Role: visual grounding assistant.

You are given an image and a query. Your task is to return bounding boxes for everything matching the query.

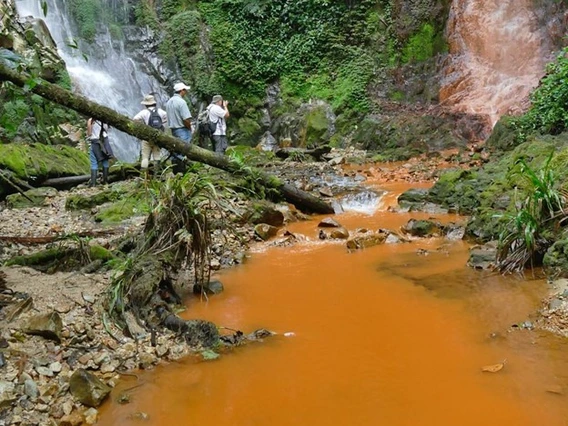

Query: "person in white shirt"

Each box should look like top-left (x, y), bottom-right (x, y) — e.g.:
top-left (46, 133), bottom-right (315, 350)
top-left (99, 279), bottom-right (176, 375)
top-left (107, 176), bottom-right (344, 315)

top-left (133, 94), bottom-right (167, 171)
top-left (208, 94), bottom-right (230, 154)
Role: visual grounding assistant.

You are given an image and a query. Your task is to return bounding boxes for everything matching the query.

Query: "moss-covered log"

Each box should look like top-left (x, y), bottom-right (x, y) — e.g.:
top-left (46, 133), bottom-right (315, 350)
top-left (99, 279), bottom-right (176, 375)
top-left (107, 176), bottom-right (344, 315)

top-left (0, 62), bottom-right (334, 214)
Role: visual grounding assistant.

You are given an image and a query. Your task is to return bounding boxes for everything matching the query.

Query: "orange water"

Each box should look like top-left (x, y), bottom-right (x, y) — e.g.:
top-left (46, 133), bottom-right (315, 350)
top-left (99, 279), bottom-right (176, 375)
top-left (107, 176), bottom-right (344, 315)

top-left (99, 182), bottom-right (568, 426)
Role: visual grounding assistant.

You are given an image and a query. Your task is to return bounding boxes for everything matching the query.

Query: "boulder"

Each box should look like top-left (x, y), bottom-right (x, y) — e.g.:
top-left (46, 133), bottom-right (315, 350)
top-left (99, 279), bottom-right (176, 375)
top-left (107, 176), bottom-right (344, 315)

top-left (6, 187), bottom-right (58, 209)
top-left (401, 219), bottom-right (443, 237)
top-left (318, 217), bottom-right (342, 228)
top-left (69, 369), bottom-right (111, 408)
top-left (254, 223), bottom-right (278, 241)
top-left (245, 202), bottom-right (284, 227)
top-left (23, 311), bottom-right (63, 342)
top-left (346, 230), bottom-right (388, 250)
top-left (467, 243), bottom-right (497, 270)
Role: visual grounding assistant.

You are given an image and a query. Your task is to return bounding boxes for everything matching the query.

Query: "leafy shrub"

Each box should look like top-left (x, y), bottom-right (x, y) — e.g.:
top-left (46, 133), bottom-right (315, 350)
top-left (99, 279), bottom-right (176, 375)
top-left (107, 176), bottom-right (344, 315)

top-left (513, 48), bottom-right (568, 140)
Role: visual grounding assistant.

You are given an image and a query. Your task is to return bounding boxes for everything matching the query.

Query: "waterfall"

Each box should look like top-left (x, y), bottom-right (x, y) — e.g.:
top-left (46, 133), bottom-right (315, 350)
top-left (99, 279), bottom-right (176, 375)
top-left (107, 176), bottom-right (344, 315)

top-left (440, 0), bottom-right (558, 129)
top-left (15, 0), bottom-right (167, 162)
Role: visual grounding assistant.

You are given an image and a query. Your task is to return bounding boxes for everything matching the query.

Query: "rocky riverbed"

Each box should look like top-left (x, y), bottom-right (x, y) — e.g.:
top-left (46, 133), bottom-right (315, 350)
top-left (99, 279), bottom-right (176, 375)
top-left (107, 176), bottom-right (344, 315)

top-left (1, 147), bottom-right (565, 426)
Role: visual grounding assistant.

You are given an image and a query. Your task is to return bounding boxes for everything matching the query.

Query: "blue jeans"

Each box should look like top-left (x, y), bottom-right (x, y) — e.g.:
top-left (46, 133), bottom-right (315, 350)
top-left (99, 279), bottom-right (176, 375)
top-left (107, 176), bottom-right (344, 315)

top-left (89, 144), bottom-right (109, 170)
top-left (171, 127), bottom-right (192, 143)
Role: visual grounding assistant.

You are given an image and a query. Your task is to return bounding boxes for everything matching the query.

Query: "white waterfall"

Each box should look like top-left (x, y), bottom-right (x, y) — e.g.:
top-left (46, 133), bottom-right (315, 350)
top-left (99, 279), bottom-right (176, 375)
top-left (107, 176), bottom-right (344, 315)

top-left (15, 0), bottom-right (166, 162)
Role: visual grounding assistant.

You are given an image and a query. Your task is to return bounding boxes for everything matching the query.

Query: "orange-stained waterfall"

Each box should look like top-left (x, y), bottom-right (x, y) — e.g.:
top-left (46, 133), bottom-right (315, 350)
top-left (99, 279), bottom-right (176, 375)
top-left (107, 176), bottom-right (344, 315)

top-left (440, 0), bottom-right (555, 127)
top-left (98, 181), bottom-right (568, 426)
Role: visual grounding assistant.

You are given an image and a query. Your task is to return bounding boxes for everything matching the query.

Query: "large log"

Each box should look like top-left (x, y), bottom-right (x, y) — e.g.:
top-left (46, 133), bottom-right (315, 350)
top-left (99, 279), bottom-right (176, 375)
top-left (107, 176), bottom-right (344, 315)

top-left (0, 62), bottom-right (334, 214)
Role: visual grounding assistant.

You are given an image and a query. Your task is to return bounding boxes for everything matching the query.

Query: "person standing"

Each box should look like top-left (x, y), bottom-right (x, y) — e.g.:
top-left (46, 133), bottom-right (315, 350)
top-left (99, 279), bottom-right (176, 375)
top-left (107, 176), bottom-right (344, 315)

top-left (208, 94), bottom-right (230, 154)
top-left (133, 94), bottom-right (167, 172)
top-left (86, 118), bottom-right (113, 186)
top-left (166, 82), bottom-right (193, 143)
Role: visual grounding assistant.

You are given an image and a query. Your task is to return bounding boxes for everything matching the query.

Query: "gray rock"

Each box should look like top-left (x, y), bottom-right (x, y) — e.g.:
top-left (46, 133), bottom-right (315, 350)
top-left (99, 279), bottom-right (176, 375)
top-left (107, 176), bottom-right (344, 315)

top-left (36, 366), bottom-right (54, 377)
top-left (467, 244), bottom-right (497, 270)
top-left (24, 380), bottom-right (39, 399)
top-left (402, 219), bottom-right (443, 237)
top-left (193, 279), bottom-right (224, 296)
top-left (69, 369), bottom-right (111, 408)
top-left (318, 217), bottom-right (342, 228)
top-left (549, 298), bottom-right (563, 310)
top-left (23, 311), bottom-right (63, 342)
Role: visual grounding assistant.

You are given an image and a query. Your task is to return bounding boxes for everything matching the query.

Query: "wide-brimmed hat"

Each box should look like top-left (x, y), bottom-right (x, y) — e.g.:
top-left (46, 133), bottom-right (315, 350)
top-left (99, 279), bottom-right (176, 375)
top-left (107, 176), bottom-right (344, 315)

top-left (173, 82), bottom-right (190, 92)
top-left (141, 95), bottom-right (156, 106)
top-left (212, 95), bottom-right (223, 104)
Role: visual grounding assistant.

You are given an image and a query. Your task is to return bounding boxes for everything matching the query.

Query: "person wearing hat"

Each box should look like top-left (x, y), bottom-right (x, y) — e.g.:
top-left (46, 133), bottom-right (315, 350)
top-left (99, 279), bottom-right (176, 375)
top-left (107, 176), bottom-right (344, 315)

top-left (133, 94), bottom-right (168, 171)
top-left (208, 94), bottom-right (230, 154)
top-left (166, 82), bottom-right (193, 143)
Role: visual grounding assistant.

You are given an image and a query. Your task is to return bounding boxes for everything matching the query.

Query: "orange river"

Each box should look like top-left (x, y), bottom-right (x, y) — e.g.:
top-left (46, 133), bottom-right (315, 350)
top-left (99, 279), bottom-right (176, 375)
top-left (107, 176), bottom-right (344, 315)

top-left (98, 182), bottom-right (568, 426)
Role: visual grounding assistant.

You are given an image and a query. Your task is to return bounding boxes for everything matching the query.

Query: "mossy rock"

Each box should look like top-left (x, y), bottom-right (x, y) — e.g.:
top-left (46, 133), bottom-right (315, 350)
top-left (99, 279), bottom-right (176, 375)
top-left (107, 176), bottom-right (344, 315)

top-left (94, 196), bottom-right (150, 224)
top-left (544, 238), bottom-right (568, 278)
top-left (89, 245), bottom-right (114, 262)
top-left (485, 115), bottom-right (520, 152)
top-left (232, 117), bottom-right (263, 147)
top-left (66, 190), bottom-right (121, 210)
top-left (303, 106), bottom-right (330, 148)
top-left (244, 201), bottom-right (284, 227)
top-left (0, 143), bottom-right (89, 198)
top-left (351, 114), bottom-right (467, 159)
top-left (6, 187), bottom-right (58, 209)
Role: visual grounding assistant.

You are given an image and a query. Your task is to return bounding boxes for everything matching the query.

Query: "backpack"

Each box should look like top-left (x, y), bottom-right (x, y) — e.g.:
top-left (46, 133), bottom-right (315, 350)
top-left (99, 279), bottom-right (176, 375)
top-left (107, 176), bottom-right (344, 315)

top-left (148, 108), bottom-right (164, 131)
top-left (197, 107), bottom-right (217, 138)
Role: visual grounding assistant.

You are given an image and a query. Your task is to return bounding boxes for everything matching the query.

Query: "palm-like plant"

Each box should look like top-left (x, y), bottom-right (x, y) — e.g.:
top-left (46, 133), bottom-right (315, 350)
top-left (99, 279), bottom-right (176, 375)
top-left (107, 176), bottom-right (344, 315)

top-left (496, 152), bottom-right (568, 273)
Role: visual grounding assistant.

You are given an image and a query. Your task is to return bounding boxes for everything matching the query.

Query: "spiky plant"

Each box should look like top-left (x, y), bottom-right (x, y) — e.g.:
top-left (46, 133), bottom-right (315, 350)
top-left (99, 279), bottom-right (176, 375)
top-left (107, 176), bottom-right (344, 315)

top-left (496, 152), bottom-right (568, 273)
top-left (106, 168), bottom-right (233, 323)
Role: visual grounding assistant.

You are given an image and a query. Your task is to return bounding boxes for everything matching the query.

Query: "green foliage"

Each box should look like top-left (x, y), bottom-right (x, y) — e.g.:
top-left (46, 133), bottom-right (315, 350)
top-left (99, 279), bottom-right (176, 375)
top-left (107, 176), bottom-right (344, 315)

top-left (198, 0), bottom-right (377, 109)
top-left (227, 148), bottom-right (281, 200)
top-left (512, 48), bottom-right (568, 141)
top-left (401, 23), bottom-right (445, 63)
top-left (134, 0), bottom-right (160, 29)
top-left (496, 152), bottom-right (568, 273)
top-left (68, 0), bottom-right (101, 42)
top-left (0, 99), bottom-right (28, 138)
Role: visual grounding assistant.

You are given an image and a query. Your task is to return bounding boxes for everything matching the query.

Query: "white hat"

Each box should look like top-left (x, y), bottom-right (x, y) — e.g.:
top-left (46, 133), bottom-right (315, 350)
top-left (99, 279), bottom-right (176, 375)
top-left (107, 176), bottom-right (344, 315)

top-left (141, 94), bottom-right (156, 105)
top-left (173, 82), bottom-right (190, 92)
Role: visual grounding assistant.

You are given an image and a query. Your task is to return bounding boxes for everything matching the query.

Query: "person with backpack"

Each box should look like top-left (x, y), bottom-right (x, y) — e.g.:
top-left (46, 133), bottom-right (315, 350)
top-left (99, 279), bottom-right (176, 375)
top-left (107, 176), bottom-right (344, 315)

top-left (208, 94), bottom-right (230, 154)
top-left (133, 94), bottom-right (167, 172)
top-left (86, 118), bottom-right (114, 187)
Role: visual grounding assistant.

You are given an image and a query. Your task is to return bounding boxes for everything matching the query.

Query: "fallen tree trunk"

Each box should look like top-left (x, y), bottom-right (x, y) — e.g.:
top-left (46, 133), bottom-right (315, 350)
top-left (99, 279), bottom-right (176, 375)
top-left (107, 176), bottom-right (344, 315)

top-left (0, 62), bottom-right (334, 214)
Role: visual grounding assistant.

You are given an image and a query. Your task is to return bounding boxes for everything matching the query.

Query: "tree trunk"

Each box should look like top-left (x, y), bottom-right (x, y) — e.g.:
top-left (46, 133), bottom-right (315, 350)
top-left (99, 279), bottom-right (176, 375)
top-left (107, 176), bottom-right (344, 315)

top-left (0, 63), bottom-right (334, 214)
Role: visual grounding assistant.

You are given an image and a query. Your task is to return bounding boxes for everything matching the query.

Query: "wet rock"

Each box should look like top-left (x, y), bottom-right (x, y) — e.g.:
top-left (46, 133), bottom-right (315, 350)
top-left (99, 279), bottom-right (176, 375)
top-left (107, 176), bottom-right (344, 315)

top-left (193, 279), bottom-right (224, 295)
top-left (398, 188), bottom-right (429, 204)
top-left (467, 243), bottom-right (497, 270)
top-left (254, 223), bottom-right (278, 241)
top-left (319, 187), bottom-right (333, 197)
top-left (318, 217), bottom-right (342, 228)
top-left (401, 219), bottom-right (443, 237)
top-left (23, 311), bottom-right (63, 342)
top-left (444, 223), bottom-right (466, 241)
top-left (329, 227), bottom-right (349, 239)
top-left (69, 369), bottom-right (111, 407)
top-left (346, 230), bottom-right (388, 250)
